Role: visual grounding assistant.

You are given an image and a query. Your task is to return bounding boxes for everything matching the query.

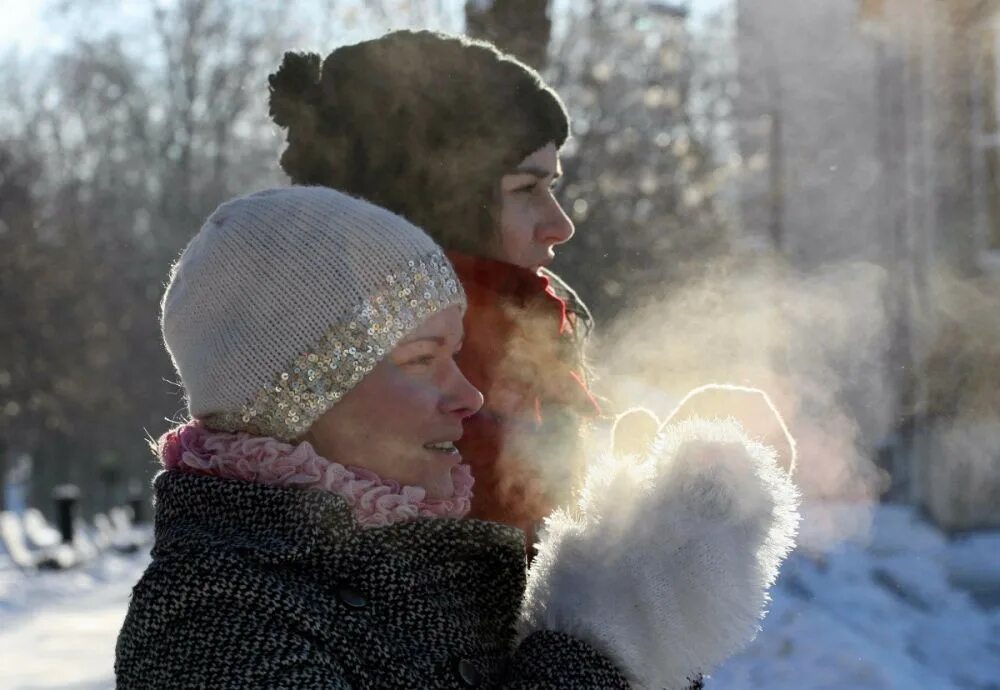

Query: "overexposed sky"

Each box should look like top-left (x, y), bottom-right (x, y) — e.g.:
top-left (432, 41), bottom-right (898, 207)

top-left (0, 0), bottom-right (732, 54)
top-left (0, 0), bottom-right (50, 52)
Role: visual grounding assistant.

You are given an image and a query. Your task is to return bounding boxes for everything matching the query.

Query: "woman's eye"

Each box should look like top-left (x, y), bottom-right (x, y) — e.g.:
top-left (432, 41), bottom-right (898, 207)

top-left (406, 355), bottom-right (435, 366)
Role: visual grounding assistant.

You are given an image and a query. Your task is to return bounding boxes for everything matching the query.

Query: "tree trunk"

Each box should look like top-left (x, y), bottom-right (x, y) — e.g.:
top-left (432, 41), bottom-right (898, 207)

top-left (0, 440), bottom-right (6, 512)
top-left (465, 0), bottom-right (552, 70)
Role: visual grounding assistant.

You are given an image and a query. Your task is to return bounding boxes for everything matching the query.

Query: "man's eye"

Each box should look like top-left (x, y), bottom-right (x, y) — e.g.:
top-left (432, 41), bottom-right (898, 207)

top-left (515, 183), bottom-right (537, 194)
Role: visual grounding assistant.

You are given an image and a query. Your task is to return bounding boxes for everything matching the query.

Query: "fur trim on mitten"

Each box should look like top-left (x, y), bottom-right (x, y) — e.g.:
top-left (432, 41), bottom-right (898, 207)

top-left (518, 418), bottom-right (800, 690)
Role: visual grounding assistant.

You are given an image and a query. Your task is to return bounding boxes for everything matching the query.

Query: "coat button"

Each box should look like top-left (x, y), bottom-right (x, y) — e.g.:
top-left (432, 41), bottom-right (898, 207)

top-left (335, 584), bottom-right (367, 609)
top-left (454, 657), bottom-right (483, 687)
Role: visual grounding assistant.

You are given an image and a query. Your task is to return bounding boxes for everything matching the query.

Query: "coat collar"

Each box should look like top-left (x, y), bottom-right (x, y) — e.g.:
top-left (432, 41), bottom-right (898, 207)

top-left (446, 251), bottom-right (570, 333)
top-left (150, 470), bottom-right (526, 567)
top-left (447, 251), bottom-right (556, 301)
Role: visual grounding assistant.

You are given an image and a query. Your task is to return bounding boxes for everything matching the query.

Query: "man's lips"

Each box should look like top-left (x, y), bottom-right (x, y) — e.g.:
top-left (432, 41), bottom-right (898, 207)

top-left (533, 252), bottom-right (556, 273)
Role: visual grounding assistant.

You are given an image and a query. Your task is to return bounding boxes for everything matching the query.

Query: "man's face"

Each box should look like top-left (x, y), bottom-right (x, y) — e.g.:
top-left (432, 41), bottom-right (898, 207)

top-left (498, 142), bottom-right (575, 273)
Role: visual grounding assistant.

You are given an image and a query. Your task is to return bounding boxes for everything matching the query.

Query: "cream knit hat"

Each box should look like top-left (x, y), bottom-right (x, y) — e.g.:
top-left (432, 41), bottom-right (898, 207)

top-left (161, 186), bottom-right (465, 441)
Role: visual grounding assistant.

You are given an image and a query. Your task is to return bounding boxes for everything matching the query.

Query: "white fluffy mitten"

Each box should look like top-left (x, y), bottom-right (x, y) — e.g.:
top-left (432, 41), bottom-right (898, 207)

top-left (518, 418), bottom-right (800, 689)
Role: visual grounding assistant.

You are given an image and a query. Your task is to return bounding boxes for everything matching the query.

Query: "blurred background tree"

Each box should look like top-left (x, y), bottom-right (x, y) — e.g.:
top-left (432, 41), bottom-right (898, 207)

top-left (465, 0), bottom-right (552, 69)
top-left (0, 0), bottom-right (329, 514)
top-left (546, 0), bottom-right (731, 327)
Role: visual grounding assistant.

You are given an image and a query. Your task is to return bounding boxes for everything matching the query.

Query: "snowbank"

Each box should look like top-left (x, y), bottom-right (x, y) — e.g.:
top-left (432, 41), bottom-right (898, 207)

top-left (710, 503), bottom-right (1000, 689)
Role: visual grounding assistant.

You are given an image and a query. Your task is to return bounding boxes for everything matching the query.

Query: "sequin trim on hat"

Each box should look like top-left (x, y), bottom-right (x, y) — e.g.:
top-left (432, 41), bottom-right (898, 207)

top-left (202, 251), bottom-right (464, 440)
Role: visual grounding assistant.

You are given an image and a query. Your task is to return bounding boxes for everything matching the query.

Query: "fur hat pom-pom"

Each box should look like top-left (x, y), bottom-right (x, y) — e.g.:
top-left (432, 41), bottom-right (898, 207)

top-left (268, 51), bottom-right (321, 130)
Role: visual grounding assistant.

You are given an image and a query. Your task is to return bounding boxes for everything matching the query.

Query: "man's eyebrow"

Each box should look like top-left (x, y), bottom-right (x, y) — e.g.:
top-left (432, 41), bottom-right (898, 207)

top-left (510, 164), bottom-right (561, 180)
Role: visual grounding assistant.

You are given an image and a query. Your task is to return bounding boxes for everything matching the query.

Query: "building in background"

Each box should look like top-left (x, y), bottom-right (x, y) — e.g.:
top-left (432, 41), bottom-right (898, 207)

top-left (736, 0), bottom-right (1000, 529)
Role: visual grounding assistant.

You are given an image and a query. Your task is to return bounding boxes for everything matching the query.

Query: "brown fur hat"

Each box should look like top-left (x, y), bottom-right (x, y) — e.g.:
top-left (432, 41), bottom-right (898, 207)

top-left (268, 30), bottom-right (569, 256)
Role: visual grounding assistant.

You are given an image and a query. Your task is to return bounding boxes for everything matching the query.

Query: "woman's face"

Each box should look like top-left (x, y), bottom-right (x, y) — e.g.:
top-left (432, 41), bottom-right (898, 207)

top-left (304, 306), bottom-right (483, 499)
top-left (498, 142), bottom-right (575, 273)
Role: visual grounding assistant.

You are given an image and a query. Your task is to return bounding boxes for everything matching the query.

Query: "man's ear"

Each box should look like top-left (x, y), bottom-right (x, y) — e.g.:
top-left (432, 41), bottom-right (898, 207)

top-left (611, 407), bottom-right (662, 459)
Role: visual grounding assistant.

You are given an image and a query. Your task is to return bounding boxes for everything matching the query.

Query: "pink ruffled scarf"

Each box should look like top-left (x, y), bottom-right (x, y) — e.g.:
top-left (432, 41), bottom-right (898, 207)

top-left (157, 421), bottom-right (474, 528)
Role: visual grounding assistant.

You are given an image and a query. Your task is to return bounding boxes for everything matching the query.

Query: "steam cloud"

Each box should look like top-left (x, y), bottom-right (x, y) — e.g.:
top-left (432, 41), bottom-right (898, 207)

top-left (590, 255), bottom-right (896, 548)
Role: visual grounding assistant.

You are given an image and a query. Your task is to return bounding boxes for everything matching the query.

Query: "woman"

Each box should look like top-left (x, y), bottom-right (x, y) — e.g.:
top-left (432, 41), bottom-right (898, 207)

top-left (115, 186), bottom-right (799, 688)
top-left (268, 31), bottom-right (598, 533)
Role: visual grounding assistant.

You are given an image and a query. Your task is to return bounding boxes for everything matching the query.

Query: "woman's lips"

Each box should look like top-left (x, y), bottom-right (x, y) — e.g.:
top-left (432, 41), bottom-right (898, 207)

top-left (423, 440), bottom-right (459, 453)
top-left (423, 440), bottom-right (463, 463)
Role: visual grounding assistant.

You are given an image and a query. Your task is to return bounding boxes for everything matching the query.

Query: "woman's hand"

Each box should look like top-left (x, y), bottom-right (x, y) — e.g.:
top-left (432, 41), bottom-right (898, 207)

top-left (610, 407), bottom-right (661, 459)
top-left (520, 417), bottom-right (800, 690)
top-left (664, 384), bottom-right (796, 475)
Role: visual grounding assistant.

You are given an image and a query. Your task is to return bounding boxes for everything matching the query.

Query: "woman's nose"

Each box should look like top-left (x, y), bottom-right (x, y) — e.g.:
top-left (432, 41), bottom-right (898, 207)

top-left (537, 197), bottom-right (575, 246)
top-left (441, 363), bottom-right (484, 419)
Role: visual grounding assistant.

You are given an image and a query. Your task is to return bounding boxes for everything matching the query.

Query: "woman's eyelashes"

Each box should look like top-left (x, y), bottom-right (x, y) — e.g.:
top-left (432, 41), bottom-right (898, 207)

top-left (405, 351), bottom-right (463, 372)
top-left (405, 355), bottom-right (436, 367)
top-left (398, 346), bottom-right (439, 368)
top-left (394, 336), bottom-right (462, 370)
top-left (399, 347), bottom-right (455, 368)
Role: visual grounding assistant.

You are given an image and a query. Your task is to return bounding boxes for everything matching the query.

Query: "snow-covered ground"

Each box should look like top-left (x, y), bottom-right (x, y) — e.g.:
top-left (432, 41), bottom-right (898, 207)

top-left (0, 551), bottom-right (150, 690)
top-left (1, 503), bottom-right (998, 689)
top-left (711, 503), bottom-right (1000, 690)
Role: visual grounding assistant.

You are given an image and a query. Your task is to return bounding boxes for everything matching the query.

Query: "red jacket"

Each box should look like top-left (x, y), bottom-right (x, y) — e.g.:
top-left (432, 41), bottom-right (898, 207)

top-left (447, 252), bottom-right (600, 533)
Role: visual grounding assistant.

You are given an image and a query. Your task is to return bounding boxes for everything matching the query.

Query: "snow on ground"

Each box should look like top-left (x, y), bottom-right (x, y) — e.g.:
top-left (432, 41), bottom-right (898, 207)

top-left (0, 551), bottom-right (150, 690)
top-left (0, 504), bottom-right (998, 689)
top-left (710, 503), bottom-right (1000, 690)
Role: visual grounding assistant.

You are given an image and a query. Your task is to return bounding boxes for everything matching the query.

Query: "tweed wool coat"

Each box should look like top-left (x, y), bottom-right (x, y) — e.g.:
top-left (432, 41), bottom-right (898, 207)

top-left (115, 471), bottom-right (629, 689)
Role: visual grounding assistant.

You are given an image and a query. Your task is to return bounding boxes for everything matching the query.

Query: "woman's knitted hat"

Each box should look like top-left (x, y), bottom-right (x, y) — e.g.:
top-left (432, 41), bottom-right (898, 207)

top-left (267, 30), bottom-right (570, 256)
top-left (161, 186), bottom-right (465, 441)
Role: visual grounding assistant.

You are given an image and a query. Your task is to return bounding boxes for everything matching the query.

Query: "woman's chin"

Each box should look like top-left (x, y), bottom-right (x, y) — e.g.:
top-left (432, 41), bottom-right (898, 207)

top-left (423, 473), bottom-right (455, 500)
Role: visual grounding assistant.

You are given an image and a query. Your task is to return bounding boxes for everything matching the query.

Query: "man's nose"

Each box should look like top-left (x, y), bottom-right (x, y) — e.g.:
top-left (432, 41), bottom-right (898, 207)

top-left (537, 197), bottom-right (575, 246)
